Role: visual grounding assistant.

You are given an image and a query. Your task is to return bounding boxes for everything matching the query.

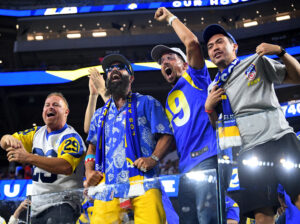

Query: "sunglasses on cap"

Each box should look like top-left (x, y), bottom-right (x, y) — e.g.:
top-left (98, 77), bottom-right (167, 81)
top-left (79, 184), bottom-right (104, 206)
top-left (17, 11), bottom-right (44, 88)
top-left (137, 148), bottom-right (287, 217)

top-left (105, 64), bottom-right (131, 75)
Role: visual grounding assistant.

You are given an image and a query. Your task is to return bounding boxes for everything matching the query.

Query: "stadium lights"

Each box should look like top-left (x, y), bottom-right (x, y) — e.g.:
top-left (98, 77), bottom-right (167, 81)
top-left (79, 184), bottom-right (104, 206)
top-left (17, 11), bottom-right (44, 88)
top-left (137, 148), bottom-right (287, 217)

top-left (276, 15), bottom-right (291, 21)
top-left (67, 33), bottom-right (81, 39)
top-left (242, 156), bottom-right (259, 168)
top-left (243, 21), bottom-right (258, 27)
top-left (35, 35), bottom-right (43, 40)
top-left (27, 35), bottom-right (34, 41)
top-left (92, 31), bottom-right (107, 37)
top-left (280, 158), bottom-right (297, 170)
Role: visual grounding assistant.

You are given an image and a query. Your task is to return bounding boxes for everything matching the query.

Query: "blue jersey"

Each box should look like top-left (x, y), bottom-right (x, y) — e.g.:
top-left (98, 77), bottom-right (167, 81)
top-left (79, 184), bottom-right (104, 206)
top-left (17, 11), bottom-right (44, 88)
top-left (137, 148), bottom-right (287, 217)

top-left (165, 65), bottom-right (217, 173)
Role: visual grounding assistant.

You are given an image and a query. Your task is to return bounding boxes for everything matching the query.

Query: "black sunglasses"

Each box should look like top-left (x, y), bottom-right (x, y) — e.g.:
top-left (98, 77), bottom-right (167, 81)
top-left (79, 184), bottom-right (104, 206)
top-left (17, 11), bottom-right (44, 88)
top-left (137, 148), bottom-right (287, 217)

top-left (105, 64), bottom-right (131, 75)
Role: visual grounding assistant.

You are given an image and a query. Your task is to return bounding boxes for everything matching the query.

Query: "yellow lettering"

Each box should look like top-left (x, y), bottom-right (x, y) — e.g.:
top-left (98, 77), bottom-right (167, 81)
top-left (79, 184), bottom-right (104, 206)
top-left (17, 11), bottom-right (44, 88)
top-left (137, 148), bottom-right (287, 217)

top-left (130, 124), bottom-right (134, 129)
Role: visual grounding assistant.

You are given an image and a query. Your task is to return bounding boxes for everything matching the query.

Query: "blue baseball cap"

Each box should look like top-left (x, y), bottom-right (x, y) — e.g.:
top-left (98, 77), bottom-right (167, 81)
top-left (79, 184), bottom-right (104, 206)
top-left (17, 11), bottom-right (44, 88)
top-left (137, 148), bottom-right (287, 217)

top-left (203, 24), bottom-right (237, 45)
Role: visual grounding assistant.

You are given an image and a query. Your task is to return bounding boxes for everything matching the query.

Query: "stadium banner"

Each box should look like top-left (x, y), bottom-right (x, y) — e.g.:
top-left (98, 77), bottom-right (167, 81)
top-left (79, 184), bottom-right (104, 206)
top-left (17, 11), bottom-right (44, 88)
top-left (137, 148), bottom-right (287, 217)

top-left (0, 0), bottom-right (252, 17)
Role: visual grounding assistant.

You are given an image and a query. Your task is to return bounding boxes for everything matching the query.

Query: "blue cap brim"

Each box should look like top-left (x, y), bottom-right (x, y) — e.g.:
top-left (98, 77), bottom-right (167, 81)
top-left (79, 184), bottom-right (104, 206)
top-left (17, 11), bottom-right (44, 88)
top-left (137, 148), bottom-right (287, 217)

top-left (203, 24), bottom-right (236, 44)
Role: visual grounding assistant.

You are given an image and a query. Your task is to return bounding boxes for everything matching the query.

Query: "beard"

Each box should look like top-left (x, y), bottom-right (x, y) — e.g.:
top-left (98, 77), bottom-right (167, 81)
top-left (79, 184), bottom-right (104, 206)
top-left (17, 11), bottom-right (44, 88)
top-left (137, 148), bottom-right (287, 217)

top-left (105, 72), bottom-right (130, 100)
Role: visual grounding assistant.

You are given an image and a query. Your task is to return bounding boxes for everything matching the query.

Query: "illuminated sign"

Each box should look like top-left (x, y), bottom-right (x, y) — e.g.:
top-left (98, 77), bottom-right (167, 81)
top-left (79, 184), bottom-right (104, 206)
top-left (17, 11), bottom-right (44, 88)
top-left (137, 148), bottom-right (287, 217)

top-left (0, 0), bottom-right (252, 17)
top-left (0, 179), bottom-right (32, 200)
top-left (281, 102), bottom-right (300, 118)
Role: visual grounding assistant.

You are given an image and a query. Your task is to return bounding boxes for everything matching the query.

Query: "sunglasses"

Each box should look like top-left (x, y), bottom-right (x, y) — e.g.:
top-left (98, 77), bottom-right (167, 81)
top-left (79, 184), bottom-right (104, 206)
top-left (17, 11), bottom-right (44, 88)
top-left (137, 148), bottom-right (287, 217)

top-left (105, 64), bottom-right (131, 75)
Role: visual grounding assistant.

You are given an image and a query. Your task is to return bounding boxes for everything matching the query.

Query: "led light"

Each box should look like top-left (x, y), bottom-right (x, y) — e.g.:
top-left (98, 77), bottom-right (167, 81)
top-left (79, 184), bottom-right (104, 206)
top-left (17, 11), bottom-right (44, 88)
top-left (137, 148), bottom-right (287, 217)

top-left (27, 35), bottom-right (34, 41)
top-left (92, 32), bottom-right (107, 37)
top-left (67, 33), bottom-right (81, 39)
top-left (35, 35), bottom-right (43, 40)
top-left (243, 21), bottom-right (258, 27)
top-left (276, 15), bottom-right (291, 21)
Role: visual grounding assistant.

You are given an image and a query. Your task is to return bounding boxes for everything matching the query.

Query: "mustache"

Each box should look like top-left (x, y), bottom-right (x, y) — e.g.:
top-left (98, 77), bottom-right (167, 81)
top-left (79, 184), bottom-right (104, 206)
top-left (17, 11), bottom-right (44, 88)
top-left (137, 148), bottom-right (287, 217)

top-left (111, 70), bottom-right (122, 76)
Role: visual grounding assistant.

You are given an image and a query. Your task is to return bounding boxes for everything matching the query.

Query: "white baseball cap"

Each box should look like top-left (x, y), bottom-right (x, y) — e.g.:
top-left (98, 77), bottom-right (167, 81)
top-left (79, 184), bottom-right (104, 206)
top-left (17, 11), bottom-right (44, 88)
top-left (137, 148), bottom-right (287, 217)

top-left (151, 45), bottom-right (187, 65)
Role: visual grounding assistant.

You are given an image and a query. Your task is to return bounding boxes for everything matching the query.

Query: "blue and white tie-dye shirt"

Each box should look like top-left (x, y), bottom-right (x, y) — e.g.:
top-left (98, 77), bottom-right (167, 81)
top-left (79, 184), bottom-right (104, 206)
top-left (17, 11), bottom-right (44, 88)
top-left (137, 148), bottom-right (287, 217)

top-left (87, 93), bottom-right (172, 197)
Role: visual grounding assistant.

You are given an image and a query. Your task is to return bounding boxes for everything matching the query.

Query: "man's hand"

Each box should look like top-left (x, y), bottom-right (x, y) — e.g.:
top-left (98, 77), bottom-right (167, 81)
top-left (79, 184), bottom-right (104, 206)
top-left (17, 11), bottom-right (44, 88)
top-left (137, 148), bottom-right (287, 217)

top-left (205, 85), bottom-right (225, 111)
top-left (134, 157), bottom-right (158, 172)
top-left (6, 145), bottom-right (30, 163)
top-left (14, 199), bottom-right (31, 218)
top-left (256, 43), bottom-right (281, 56)
top-left (154, 7), bottom-right (173, 23)
top-left (1, 135), bottom-right (22, 150)
top-left (85, 170), bottom-right (103, 187)
top-left (88, 68), bottom-right (106, 96)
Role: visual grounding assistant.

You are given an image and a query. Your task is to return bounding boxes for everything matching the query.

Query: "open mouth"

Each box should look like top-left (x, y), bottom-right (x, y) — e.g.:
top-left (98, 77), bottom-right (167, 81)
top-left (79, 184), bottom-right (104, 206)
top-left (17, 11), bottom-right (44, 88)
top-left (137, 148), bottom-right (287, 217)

top-left (165, 67), bottom-right (172, 77)
top-left (47, 112), bottom-right (55, 117)
top-left (111, 72), bottom-right (121, 81)
top-left (214, 52), bottom-right (222, 58)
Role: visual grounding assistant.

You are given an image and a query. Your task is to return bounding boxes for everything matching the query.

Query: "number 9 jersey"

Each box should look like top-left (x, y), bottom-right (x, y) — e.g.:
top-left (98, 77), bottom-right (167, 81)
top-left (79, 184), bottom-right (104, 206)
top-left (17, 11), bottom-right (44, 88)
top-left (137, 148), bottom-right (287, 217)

top-left (12, 124), bottom-right (86, 215)
top-left (165, 65), bottom-right (217, 173)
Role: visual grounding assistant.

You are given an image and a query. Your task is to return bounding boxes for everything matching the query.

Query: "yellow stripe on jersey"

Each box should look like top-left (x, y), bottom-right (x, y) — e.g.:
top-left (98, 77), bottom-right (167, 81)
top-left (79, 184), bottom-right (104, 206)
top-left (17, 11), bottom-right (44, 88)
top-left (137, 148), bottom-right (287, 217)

top-left (218, 126), bottom-right (241, 138)
top-left (12, 126), bottom-right (39, 153)
top-left (182, 72), bottom-right (203, 91)
top-left (58, 137), bottom-right (84, 172)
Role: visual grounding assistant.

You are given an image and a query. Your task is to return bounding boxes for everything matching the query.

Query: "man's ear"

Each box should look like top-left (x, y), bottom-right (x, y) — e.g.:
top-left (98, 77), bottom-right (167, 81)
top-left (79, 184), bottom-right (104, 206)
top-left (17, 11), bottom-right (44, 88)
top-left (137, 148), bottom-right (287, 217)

top-left (183, 62), bottom-right (188, 71)
top-left (233, 43), bottom-right (239, 54)
top-left (130, 75), bottom-right (135, 83)
top-left (65, 108), bottom-right (70, 117)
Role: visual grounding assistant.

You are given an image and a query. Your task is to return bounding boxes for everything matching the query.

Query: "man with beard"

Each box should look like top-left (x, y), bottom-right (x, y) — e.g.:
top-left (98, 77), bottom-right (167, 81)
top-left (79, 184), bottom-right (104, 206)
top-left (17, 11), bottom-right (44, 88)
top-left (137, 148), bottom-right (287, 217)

top-left (0, 92), bottom-right (86, 223)
top-left (203, 24), bottom-right (300, 224)
top-left (151, 7), bottom-right (219, 224)
top-left (84, 54), bottom-right (173, 223)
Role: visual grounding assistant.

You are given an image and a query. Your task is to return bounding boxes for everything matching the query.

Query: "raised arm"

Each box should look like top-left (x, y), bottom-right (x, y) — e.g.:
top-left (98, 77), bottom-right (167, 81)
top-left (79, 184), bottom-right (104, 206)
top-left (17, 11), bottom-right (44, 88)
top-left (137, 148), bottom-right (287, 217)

top-left (84, 68), bottom-right (109, 133)
top-left (256, 43), bottom-right (300, 84)
top-left (154, 7), bottom-right (205, 69)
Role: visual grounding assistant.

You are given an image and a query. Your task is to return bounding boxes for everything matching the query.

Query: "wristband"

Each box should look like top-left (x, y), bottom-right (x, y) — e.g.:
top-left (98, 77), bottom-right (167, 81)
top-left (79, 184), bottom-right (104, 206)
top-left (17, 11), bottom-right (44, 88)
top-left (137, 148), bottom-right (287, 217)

top-left (277, 46), bottom-right (286, 57)
top-left (168, 16), bottom-right (178, 26)
top-left (85, 154), bottom-right (96, 164)
top-left (205, 109), bottom-right (214, 114)
top-left (150, 154), bottom-right (159, 162)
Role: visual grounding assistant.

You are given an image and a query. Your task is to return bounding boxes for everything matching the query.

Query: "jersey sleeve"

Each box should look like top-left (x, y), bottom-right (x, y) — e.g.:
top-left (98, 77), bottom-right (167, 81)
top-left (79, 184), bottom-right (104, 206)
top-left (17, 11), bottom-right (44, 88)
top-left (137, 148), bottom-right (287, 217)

top-left (57, 133), bottom-right (86, 172)
top-left (261, 56), bottom-right (286, 84)
top-left (186, 64), bottom-right (211, 90)
top-left (12, 126), bottom-right (40, 153)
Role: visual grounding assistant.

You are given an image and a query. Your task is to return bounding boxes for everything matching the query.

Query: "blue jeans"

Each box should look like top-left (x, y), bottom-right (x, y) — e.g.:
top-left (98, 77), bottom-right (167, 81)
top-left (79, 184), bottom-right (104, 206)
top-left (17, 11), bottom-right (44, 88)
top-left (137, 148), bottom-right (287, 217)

top-left (178, 156), bottom-right (218, 224)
